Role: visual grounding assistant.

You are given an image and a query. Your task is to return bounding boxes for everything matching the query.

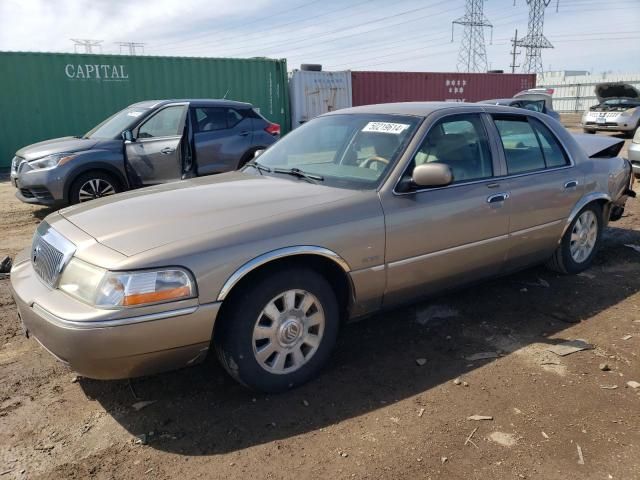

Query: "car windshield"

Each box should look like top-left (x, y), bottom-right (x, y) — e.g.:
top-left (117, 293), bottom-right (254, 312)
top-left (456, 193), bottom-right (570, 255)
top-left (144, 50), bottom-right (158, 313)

top-left (249, 114), bottom-right (420, 189)
top-left (84, 107), bottom-right (149, 139)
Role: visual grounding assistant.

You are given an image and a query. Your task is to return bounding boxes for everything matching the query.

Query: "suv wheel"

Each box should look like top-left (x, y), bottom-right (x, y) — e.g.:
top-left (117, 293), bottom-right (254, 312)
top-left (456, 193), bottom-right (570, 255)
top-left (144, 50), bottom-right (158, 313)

top-left (215, 267), bottom-right (340, 392)
top-left (70, 172), bottom-right (121, 204)
top-left (547, 203), bottom-right (603, 274)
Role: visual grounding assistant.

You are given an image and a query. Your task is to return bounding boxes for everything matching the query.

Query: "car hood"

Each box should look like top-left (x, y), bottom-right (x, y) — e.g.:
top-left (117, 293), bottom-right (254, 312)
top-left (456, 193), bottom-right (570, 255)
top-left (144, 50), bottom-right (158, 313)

top-left (595, 82), bottom-right (639, 102)
top-left (15, 136), bottom-right (100, 161)
top-left (59, 172), bottom-right (361, 256)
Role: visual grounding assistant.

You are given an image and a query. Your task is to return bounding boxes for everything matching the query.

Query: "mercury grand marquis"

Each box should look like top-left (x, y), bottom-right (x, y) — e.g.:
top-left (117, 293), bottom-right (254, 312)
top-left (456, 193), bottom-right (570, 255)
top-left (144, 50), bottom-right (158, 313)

top-left (10, 102), bottom-right (635, 392)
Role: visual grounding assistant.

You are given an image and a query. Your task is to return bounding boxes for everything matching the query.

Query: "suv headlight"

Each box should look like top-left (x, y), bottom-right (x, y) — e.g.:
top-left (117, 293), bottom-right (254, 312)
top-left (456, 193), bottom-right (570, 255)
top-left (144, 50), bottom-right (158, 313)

top-left (29, 152), bottom-right (77, 170)
top-left (58, 258), bottom-right (196, 308)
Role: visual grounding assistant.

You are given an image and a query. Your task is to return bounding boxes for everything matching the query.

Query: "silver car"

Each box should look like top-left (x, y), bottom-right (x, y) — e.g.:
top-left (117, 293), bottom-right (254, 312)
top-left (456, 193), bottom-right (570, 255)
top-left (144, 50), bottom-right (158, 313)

top-left (480, 88), bottom-right (560, 121)
top-left (10, 99), bottom-right (279, 207)
top-left (629, 126), bottom-right (640, 178)
top-left (582, 82), bottom-right (640, 137)
top-left (10, 102), bottom-right (634, 392)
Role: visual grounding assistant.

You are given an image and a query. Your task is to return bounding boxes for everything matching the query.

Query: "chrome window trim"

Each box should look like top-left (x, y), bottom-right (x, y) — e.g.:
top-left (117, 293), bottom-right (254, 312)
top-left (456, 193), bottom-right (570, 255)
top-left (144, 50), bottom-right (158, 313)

top-left (32, 303), bottom-right (202, 329)
top-left (217, 246), bottom-right (351, 301)
top-left (392, 110), bottom-right (577, 197)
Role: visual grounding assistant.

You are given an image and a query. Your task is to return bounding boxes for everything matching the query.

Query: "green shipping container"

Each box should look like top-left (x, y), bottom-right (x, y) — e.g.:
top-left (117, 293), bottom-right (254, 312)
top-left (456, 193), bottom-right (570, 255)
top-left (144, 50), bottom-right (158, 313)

top-left (0, 51), bottom-right (290, 168)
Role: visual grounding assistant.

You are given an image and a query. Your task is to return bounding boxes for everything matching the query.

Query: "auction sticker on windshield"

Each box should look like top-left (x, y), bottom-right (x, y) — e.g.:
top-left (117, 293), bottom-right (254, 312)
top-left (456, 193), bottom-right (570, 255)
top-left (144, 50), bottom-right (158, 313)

top-left (362, 122), bottom-right (410, 134)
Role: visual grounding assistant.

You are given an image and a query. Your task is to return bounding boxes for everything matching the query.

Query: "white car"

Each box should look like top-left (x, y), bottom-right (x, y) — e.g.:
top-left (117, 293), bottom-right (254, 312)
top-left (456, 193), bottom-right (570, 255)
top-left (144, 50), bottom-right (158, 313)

top-left (582, 83), bottom-right (640, 137)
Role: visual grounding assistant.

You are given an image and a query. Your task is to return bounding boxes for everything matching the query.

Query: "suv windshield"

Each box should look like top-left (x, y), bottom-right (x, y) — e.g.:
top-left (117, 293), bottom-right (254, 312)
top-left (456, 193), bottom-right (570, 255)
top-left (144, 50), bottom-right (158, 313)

top-left (84, 107), bottom-right (149, 139)
top-left (250, 114), bottom-right (420, 189)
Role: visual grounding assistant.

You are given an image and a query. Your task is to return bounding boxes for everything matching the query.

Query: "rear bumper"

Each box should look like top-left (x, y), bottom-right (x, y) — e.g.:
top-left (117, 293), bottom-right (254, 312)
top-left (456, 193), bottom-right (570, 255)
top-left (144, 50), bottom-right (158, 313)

top-left (10, 255), bottom-right (220, 379)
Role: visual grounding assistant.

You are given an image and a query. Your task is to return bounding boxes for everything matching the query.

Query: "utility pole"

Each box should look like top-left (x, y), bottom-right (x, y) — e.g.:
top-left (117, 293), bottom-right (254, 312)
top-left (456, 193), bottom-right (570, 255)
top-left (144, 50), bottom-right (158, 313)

top-left (515, 0), bottom-right (556, 74)
top-left (451, 0), bottom-right (493, 73)
top-left (116, 42), bottom-right (146, 55)
top-left (510, 29), bottom-right (520, 74)
top-left (70, 39), bottom-right (103, 54)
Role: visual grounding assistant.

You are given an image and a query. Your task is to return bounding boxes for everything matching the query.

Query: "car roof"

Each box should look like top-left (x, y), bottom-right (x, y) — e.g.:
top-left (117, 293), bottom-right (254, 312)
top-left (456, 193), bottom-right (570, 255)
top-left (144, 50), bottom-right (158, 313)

top-left (478, 99), bottom-right (514, 105)
top-left (323, 101), bottom-right (522, 117)
top-left (128, 99), bottom-right (254, 109)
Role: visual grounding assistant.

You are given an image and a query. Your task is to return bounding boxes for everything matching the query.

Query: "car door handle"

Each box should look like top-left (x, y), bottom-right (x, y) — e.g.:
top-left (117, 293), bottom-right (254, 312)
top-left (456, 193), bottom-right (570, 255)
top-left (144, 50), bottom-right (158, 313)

top-left (238, 131), bottom-right (250, 137)
top-left (160, 147), bottom-right (176, 155)
top-left (564, 180), bottom-right (578, 189)
top-left (487, 192), bottom-right (509, 203)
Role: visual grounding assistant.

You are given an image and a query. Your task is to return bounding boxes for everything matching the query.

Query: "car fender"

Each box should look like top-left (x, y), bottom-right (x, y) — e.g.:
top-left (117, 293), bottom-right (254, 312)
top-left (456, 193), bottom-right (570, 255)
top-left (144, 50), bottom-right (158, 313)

top-left (62, 155), bottom-right (128, 202)
top-left (216, 246), bottom-right (351, 301)
top-left (560, 192), bottom-right (611, 239)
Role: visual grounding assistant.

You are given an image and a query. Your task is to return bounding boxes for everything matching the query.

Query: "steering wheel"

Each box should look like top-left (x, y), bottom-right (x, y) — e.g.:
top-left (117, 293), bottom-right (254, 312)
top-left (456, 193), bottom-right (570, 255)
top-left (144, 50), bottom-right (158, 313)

top-left (360, 155), bottom-right (389, 169)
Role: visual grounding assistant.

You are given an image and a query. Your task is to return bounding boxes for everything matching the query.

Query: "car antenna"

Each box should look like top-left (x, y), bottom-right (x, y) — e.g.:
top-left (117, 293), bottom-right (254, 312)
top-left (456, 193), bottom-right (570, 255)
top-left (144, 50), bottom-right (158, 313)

top-left (222, 89), bottom-right (230, 99)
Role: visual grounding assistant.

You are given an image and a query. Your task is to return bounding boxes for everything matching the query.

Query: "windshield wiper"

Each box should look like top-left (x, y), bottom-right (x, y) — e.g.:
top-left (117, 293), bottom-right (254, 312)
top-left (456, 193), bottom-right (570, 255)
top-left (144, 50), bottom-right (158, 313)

top-left (273, 167), bottom-right (324, 183)
top-left (244, 160), bottom-right (272, 175)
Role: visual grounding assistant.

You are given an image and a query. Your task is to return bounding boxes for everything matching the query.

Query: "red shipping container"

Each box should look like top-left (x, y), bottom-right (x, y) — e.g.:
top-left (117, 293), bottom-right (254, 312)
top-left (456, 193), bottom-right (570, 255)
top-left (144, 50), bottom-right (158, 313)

top-left (351, 71), bottom-right (536, 106)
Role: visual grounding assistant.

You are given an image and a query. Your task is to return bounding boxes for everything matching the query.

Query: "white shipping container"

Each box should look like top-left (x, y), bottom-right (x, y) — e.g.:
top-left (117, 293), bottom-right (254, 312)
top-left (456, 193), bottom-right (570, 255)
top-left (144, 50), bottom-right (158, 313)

top-left (289, 70), bottom-right (352, 129)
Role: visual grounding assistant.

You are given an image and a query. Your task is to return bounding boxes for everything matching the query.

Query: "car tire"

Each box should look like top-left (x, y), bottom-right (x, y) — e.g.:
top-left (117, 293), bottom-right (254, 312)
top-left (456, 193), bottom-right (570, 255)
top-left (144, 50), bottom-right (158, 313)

top-left (583, 129), bottom-right (596, 134)
top-left (69, 171), bottom-right (122, 204)
top-left (237, 148), bottom-right (260, 169)
top-left (546, 203), bottom-right (603, 274)
top-left (214, 266), bottom-right (340, 392)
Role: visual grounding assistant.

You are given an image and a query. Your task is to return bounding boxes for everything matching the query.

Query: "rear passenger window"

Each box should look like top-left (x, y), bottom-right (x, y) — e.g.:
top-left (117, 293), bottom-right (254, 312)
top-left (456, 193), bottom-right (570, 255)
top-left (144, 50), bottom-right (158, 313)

top-left (530, 118), bottom-right (569, 168)
top-left (194, 107), bottom-right (226, 132)
top-left (494, 118), bottom-right (545, 174)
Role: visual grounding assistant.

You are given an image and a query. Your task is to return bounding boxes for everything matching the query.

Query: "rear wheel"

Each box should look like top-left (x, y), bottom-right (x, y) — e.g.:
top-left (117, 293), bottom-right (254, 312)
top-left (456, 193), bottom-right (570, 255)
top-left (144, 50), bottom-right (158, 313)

top-left (69, 171), bottom-right (122, 204)
top-left (214, 267), bottom-right (339, 392)
top-left (547, 203), bottom-right (603, 274)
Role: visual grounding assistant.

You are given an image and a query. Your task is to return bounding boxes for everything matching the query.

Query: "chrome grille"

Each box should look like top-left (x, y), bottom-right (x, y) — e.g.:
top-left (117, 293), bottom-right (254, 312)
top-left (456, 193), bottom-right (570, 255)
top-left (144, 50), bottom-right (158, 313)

top-left (31, 223), bottom-right (76, 287)
top-left (32, 235), bottom-right (64, 286)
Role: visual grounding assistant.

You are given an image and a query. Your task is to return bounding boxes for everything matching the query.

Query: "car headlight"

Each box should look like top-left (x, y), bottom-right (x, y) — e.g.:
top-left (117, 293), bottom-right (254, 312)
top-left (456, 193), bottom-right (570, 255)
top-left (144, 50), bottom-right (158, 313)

top-left (620, 108), bottom-right (637, 117)
top-left (29, 152), bottom-right (77, 170)
top-left (58, 258), bottom-right (196, 308)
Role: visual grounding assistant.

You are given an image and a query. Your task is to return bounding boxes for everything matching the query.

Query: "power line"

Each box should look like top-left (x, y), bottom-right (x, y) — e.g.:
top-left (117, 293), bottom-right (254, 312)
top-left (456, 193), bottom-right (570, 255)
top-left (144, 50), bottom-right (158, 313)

top-left (452, 0), bottom-right (493, 73)
top-left (510, 29), bottom-right (521, 73)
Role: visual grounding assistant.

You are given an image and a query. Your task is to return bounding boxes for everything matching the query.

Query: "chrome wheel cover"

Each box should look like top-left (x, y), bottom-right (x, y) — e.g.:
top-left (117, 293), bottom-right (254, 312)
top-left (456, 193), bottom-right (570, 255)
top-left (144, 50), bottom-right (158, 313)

top-left (570, 210), bottom-right (598, 263)
top-left (78, 179), bottom-right (116, 202)
top-left (252, 289), bottom-right (325, 375)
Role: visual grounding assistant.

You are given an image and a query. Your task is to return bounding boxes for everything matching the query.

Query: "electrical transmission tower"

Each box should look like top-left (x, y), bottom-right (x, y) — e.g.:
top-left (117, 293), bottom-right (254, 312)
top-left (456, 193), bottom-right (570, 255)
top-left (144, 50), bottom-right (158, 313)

top-left (516, 0), bottom-right (554, 73)
top-left (117, 42), bottom-right (145, 55)
top-left (71, 39), bottom-right (103, 54)
top-left (451, 0), bottom-right (493, 73)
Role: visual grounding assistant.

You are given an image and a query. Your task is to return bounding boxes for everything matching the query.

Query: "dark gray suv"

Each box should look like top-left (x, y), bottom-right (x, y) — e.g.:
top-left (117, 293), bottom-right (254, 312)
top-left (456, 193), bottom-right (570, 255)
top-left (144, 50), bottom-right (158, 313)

top-left (10, 99), bottom-right (280, 206)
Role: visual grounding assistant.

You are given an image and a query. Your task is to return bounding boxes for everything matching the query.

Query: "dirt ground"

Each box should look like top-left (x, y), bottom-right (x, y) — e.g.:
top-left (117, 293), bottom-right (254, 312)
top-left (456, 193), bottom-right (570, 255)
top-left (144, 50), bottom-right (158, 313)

top-left (1, 130), bottom-right (639, 480)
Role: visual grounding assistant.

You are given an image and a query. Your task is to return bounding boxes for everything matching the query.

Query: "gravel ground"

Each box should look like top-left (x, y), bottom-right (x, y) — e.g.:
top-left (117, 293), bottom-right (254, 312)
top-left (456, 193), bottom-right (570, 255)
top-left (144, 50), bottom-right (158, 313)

top-left (1, 130), bottom-right (639, 480)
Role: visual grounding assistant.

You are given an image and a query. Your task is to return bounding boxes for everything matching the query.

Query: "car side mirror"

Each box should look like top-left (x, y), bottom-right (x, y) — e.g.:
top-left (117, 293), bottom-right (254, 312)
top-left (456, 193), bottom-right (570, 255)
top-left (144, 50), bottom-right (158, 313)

top-left (254, 149), bottom-right (265, 158)
top-left (412, 163), bottom-right (453, 188)
top-left (122, 130), bottom-right (134, 142)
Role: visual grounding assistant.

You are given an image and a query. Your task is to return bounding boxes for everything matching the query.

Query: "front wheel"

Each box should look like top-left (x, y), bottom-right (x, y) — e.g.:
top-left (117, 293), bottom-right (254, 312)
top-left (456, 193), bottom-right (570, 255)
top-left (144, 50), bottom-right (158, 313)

top-left (214, 267), bottom-right (340, 392)
top-left (547, 203), bottom-right (603, 274)
top-left (69, 171), bottom-right (122, 204)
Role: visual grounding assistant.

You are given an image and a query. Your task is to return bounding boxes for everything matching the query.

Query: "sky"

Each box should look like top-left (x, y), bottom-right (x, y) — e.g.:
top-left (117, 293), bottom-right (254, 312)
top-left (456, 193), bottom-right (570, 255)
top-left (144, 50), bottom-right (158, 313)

top-left (0, 0), bottom-right (638, 74)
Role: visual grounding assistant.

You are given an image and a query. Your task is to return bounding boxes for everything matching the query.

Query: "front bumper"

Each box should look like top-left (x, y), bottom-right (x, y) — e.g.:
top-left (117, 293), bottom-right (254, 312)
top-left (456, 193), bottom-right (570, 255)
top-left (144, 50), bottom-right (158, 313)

top-left (629, 142), bottom-right (640, 178)
top-left (12, 165), bottom-right (67, 207)
top-left (582, 115), bottom-right (637, 133)
top-left (10, 251), bottom-right (220, 379)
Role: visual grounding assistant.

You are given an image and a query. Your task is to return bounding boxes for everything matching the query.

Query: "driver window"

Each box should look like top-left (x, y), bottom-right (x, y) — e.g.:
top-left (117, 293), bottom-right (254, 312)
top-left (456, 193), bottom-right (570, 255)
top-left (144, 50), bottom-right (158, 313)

top-left (412, 114), bottom-right (493, 183)
top-left (138, 106), bottom-right (185, 138)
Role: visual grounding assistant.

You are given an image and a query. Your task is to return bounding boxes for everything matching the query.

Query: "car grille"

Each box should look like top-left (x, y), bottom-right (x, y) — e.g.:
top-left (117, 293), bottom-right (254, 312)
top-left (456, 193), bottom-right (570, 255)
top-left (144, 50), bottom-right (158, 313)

top-left (31, 223), bottom-right (76, 287)
top-left (20, 187), bottom-right (53, 201)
